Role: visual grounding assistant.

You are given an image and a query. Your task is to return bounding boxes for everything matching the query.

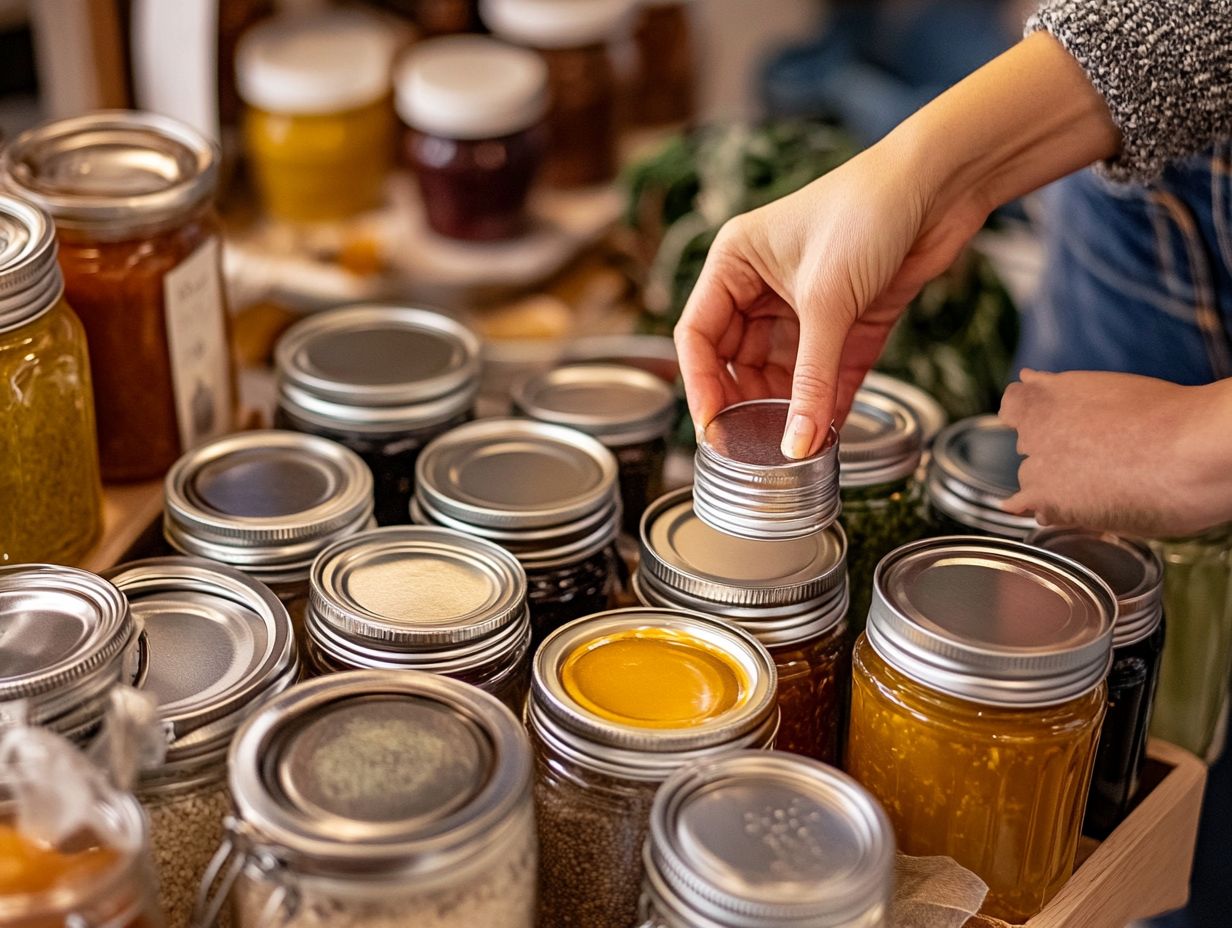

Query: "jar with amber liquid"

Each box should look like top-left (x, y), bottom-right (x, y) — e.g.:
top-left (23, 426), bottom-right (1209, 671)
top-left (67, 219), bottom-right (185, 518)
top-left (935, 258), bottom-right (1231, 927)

top-left (846, 537), bottom-right (1114, 924)
top-left (3, 112), bottom-right (235, 482)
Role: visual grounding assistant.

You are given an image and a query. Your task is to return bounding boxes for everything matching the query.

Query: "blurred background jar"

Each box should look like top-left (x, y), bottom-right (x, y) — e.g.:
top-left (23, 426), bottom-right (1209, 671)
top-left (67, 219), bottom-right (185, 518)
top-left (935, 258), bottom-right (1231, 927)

top-left (398, 36), bottom-right (549, 242)
top-left (2, 112), bottom-right (235, 483)
top-left (630, 0), bottom-right (697, 127)
top-left (237, 8), bottom-right (399, 223)
top-left (481, 0), bottom-right (632, 188)
top-left (0, 195), bottom-right (101, 564)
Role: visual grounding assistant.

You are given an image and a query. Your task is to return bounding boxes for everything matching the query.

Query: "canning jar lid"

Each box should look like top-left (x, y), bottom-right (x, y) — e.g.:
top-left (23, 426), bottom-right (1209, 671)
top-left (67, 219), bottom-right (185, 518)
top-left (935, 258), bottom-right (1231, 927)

top-left (1027, 527), bottom-right (1164, 649)
top-left (0, 195), bottom-right (63, 332)
top-left (861, 372), bottom-right (947, 447)
top-left (481, 0), bottom-right (633, 48)
top-left (276, 304), bottom-right (481, 434)
top-left (867, 537), bottom-right (1116, 707)
top-left (694, 400), bottom-right (841, 541)
top-left (513, 363), bottom-right (678, 446)
top-left (229, 669), bottom-right (531, 880)
top-left (237, 9), bottom-right (398, 115)
top-left (645, 751), bottom-right (894, 928)
top-left (104, 557), bottom-right (298, 772)
top-left (926, 415), bottom-right (1039, 538)
top-left (839, 385), bottom-right (922, 488)
top-left (2, 110), bottom-right (218, 237)
top-left (396, 36), bottom-right (548, 140)
top-left (529, 609), bottom-right (778, 779)
top-left (164, 430), bottom-right (374, 582)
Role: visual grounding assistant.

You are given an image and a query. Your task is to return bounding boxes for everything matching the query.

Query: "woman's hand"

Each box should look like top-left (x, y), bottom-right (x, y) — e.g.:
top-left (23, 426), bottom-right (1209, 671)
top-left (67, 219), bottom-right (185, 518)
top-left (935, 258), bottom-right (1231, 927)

top-left (1001, 370), bottom-right (1232, 537)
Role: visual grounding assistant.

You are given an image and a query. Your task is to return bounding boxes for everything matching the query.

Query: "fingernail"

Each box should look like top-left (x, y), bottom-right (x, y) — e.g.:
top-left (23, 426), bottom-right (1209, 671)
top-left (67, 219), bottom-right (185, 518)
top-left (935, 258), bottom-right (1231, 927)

top-left (781, 414), bottom-right (816, 459)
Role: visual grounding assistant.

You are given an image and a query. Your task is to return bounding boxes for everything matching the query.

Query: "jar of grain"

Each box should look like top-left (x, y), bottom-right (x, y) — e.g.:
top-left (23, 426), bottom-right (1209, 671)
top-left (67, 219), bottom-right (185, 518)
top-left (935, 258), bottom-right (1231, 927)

top-left (192, 670), bottom-right (536, 928)
top-left (105, 557), bottom-right (298, 928)
top-left (304, 526), bottom-right (532, 713)
top-left (529, 608), bottom-right (779, 928)
top-left (635, 487), bottom-right (848, 763)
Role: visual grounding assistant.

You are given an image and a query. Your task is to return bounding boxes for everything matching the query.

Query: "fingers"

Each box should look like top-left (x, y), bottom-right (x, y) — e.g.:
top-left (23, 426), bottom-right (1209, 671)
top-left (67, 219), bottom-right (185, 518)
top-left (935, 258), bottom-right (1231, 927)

top-left (782, 312), bottom-right (844, 459)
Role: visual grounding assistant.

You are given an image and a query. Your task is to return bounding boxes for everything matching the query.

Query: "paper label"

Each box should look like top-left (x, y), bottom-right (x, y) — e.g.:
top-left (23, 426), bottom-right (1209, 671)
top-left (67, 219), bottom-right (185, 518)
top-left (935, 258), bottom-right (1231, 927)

top-left (163, 236), bottom-right (232, 450)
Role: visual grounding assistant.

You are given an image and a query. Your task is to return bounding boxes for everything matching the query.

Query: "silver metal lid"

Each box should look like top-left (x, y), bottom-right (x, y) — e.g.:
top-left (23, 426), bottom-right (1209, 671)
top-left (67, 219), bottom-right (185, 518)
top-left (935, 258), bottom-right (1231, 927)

top-left (861, 372), bottom-right (947, 447)
top-left (512, 363), bottom-right (677, 446)
top-left (229, 669), bottom-right (531, 879)
top-left (2, 110), bottom-right (219, 237)
top-left (528, 609), bottom-right (778, 780)
top-left (694, 400), bottom-right (841, 541)
top-left (164, 430), bottom-right (374, 582)
top-left (104, 557), bottom-right (298, 768)
top-left (276, 305), bottom-right (481, 434)
top-left (645, 751), bottom-right (894, 928)
top-left (1027, 527), bottom-right (1163, 648)
top-left (416, 418), bottom-right (619, 530)
top-left (0, 195), bottom-right (63, 332)
top-left (839, 386), bottom-right (922, 488)
top-left (926, 416), bottom-right (1039, 538)
top-left (867, 537), bottom-right (1116, 707)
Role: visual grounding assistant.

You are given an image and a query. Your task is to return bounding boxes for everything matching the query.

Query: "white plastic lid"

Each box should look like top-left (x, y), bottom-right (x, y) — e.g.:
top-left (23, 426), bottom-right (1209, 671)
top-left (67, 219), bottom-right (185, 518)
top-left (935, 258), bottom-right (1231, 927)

top-left (237, 10), bottom-right (398, 115)
top-left (395, 36), bottom-right (549, 140)
top-left (480, 0), bottom-right (634, 49)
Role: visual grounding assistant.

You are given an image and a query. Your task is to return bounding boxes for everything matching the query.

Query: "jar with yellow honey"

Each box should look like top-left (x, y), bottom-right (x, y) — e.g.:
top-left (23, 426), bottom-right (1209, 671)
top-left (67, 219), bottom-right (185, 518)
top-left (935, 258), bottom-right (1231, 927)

top-left (528, 608), bottom-right (778, 928)
top-left (846, 538), bottom-right (1114, 924)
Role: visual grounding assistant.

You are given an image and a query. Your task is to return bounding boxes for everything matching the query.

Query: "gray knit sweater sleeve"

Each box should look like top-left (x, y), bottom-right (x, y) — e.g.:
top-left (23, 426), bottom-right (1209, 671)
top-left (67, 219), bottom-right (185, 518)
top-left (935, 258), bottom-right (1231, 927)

top-left (1027, 1), bottom-right (1232, 182)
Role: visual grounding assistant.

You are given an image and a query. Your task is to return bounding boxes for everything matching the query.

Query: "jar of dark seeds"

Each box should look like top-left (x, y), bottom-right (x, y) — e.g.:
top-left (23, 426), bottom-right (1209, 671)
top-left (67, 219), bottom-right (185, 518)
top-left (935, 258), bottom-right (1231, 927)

top-left (304, 526), bottom-right (532, 713)
top-left (192, 670), bottom-right (536, 928)
top-left (412, 418), bottom-right (621, 646)
top-left (105, 556), bottom-right (298, 928)
top-left (635, 487), bottom-right (849, 763)
top-left (164, 430), bottom-right (374, 633)
top-left (513, 364), bottom-right (677, 535)
top-left (637, 751), bottom-right (894, 928)
top-left (275, 305), bottom-right (481, 526)
top-left (529, 608), bottom-right (779, 928)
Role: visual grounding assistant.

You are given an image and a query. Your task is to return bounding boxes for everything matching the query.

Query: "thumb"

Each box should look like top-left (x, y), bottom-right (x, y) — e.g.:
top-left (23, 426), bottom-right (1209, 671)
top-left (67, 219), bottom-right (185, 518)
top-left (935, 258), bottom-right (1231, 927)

top-left (781, 308), bottom-right (844, 459)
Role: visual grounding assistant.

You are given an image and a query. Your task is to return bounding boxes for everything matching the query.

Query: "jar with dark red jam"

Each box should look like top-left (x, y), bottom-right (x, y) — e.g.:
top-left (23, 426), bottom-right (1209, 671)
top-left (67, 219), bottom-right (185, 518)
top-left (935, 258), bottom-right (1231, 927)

top-left (398, 36), bottom-right (548, 241)
top-left (1029, 527), bottom-right (1166, 838)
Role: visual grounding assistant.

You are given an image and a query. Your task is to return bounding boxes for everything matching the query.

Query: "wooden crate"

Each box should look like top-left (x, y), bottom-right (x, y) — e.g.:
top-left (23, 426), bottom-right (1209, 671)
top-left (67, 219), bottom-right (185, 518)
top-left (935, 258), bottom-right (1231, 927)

top-left (76, 480), bottom-right (165, 574)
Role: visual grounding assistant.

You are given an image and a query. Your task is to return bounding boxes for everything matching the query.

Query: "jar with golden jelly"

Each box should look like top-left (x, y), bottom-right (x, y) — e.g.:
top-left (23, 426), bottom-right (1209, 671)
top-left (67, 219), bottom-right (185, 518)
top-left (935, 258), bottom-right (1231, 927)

top-left (528, 608), bottom-right (778, 928)
top-left (2, 111), bottom-right (235, 482)
top-left (635, 487), bottom-right (848, 763)
top-left (237, 9), bottom-right (398, 223)
top-left (846, 538), bottom-right (1114, 923)
top-left (0, 195), bottom-right (101, 564)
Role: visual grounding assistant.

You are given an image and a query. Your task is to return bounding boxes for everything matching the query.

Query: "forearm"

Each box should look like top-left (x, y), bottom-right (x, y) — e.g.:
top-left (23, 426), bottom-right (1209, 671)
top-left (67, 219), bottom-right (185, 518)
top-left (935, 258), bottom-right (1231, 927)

top-left (1183, 379), bottom-right (1232, 530)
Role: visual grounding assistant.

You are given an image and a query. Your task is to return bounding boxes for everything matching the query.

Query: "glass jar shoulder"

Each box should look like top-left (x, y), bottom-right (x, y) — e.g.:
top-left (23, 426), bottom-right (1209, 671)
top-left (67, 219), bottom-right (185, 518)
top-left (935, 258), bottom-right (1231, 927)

top-left (56, 208), bottom-right (221, 284)
top-left (0, 299), bottom-right (92, 401)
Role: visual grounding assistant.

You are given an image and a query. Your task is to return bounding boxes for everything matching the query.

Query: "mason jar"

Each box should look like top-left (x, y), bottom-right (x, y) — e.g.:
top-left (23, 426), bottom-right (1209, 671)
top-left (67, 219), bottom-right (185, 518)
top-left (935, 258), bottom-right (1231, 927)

top-left (637, 752), bottom-right (894, 928)
top-left (275, 304), bottom-right (481, 526)
top-left (412, 418), bottom-right (621, 645)
top-left (164, 430), bottom-right (375, 633)
top-left (105, 557), bottom-right (299, 928)
top-left (862, 371), bottom-right (947, 448)
top-left (529, 608), bottom-right (779, 928)
top-left (304, 526), bottom-right (532, 713)
top-left (636, 487), bottom-right (848, 763)
top-left (630, 0), bottom-right (697, 128)
top-left (192, 670), bottom-right (536, 928)
top-left (846, 538), bottom-right (1114, 923)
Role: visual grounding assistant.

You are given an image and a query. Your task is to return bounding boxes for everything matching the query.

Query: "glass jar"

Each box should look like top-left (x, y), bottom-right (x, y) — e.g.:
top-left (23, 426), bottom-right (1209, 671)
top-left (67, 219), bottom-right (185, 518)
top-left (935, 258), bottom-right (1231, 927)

top-left (3, 114), bottom-right (235, 483)
top-left (925, 416), bottom-right (1038, 539)
top-left (839, 384), bottom-right (927, 632)
top-left (412, 418), bottom-right (621, 645)
top-left (0, 195), bottom-right (101, 563)
top-left (237, 9), bottom-right (398, 223)
top-left (275, 305), bottom-right (480, 526)
top-left (636, 487), bottom-right (848, 762)
top-left (480, 0), bottom-right (630, 188)
top-left (630, 0), bottom-right (696, 127)
top-left (514, 364), bottom-right (677, 535)
top-left (414, 0), bottom-right (480, 35)
top-left (846, 538), bottom-right (1114, 924)
top-left (163, 430), bottom-right (375, 633)
top-left (105, 557), bottom-right (298, 928)
top-left (1149, 523), bottom-right (1232, 759)
top-left (193, 671), bottom-right (536, 928)
top-left (398, 36), bottom-right (548, 241)
top-left (0, 564), bottom-right (139, 744)
top-left (638, 752), bottom-right (894, 928)
top-left (304, 526), bottom-right (532, 713)
top-left (529, 609), bottom-right (779, 928)
top-left (861, 371), bottom-right (948, 449)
